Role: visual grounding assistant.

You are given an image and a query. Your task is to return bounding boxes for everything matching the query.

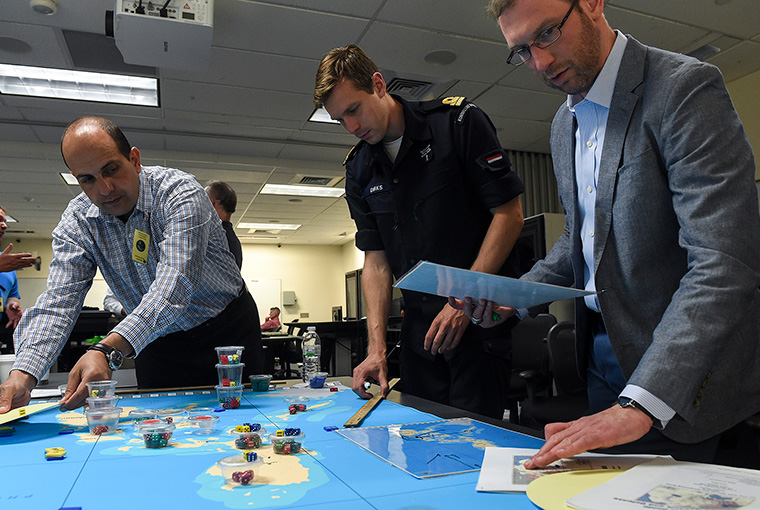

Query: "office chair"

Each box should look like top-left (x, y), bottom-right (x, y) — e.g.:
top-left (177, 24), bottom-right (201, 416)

top-left (519, 322), bottom-right (589, 430)
top-left (505, 313), bottom-right (557, 424)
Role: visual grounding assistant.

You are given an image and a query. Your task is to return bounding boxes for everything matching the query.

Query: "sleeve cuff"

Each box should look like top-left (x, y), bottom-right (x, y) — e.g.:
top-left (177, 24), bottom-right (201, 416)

top-left (621, 384), bottom-right (676, 429)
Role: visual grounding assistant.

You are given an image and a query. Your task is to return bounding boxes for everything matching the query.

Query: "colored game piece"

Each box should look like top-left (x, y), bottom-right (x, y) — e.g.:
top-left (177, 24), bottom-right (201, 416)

top-left (244, 451), bottom-right (257, 462)
top-left (0, 426), bottom-right (15, 437)
top-left (250, 423), bottom-right (261, 432)
top-left (222, 378), bottom-right (230, 387)
top-left (214, 408), bottom-right (225, 412)
top-left (323, 426), bottom-right (338, 432)
top-left (273, 440), bottom-right (301, 455)
top-left (45, 447), bottom-right (66, 460)
top-left (276, 429), bottom-right (284, 437)
top-left (220, 354), bottom-right (229, 365)
top-left (92, 425), bottom-right (109, 435)
top-left (330, 387), bottom-right (338, 392)
top-left (288, 405), bottom-right (298, 415)
top-left (234, 433), bottom-right (261, 450)
top-left (58, 427), bottom-right (75, 435)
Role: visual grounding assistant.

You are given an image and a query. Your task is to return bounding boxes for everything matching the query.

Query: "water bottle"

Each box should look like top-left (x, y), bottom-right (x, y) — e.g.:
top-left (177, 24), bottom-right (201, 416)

top-left (301, 326), bottom-right (321, 384)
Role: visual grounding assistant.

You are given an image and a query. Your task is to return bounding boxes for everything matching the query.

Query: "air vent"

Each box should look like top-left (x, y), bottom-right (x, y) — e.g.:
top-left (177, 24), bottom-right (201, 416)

top-left (386, 78), bottom-right (435, 100)
top-left (289, 174), bottom-right (343, 187)
top-left (298, 176), bottom-right (334, 186)
top-left (380, 70), bottom-right (458, 101)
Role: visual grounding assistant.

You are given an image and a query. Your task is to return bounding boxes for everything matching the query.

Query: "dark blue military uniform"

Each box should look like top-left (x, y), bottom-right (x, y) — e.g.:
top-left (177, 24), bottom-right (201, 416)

top-left (344, 95), bottom-right (524, 418)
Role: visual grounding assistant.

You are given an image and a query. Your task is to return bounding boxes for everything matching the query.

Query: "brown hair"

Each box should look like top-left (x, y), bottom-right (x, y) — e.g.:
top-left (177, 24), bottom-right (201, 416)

top-left (313, 45), bottom-right (378, 108)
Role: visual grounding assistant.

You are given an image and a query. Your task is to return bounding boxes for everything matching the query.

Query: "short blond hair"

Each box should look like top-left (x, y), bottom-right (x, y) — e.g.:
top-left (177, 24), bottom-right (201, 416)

top-left (313, 45), bottom-right (378, 108)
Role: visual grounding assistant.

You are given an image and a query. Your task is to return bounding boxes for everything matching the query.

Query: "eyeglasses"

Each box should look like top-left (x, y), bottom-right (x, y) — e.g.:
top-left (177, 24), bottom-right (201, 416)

top-left (506, 0), bottom-right (578, 67)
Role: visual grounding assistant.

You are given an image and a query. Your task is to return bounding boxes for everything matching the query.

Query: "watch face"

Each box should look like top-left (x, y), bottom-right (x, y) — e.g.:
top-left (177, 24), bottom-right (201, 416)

top-left (109, 349), bottom-right (124, 369)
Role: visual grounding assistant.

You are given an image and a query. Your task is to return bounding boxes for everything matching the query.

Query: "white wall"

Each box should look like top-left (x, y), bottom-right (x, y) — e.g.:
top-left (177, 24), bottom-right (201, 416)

top-left (728, 68), bottom-right (760, 180)
top-left (11, 237), bottom-right (367, 327)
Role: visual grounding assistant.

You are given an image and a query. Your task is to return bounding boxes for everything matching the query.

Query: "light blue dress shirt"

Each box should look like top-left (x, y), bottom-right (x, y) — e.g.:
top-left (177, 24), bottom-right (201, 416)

top-left (569, 32), bottom-right (675, 427)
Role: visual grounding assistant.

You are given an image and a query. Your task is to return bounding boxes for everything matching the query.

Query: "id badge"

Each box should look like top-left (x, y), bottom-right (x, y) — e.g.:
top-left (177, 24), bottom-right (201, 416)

top-left (0, 297), bottom-right (4, 313)
top-left (132, 229), bottom-right (150, 264)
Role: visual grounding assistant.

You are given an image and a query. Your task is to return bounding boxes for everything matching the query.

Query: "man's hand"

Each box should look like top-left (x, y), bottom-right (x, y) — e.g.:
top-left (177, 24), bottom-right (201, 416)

top-left (524, 405), bottom-right (654, 469)
top-left (424, 303), bottom-right (471, 354)
top-left (5, 300), bottom-right (22, 329)
top-left (0, 244), bottom-right (36, 272)
top-left (0, 369), bottom-right (37, 414)
top-left (448, 297), bottom-right (516, 329)
top-left (59, 349), bottom-right (112, 411)
top-left (352, 352), bottom-right (389, 399)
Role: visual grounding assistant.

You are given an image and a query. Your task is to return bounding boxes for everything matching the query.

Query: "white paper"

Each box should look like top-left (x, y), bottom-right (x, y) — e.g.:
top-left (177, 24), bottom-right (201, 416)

top-left (394, 261), bottom-right (593, 309)
top-left (567, 456), bottom-right (760, 510)
top-left (476, 447), bottom-right (660, 493)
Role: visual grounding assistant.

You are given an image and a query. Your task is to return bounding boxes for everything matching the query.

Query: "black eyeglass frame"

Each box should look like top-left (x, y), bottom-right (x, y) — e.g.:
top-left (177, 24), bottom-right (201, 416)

top-left (506, 0), bottom-right (579, 67)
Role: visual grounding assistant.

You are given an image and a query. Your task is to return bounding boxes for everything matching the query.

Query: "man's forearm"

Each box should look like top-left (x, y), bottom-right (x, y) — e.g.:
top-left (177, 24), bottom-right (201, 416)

top-left (471, 197), bottom-right (523, 274)
top-left (362, 251), bottom-right (393, 357)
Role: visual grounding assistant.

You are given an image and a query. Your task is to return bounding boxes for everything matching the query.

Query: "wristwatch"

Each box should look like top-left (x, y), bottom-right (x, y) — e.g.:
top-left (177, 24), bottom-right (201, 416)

top-left (618, 397), bottom-right (659, 427)
top-left (87, 343), bottom-right (124, 371)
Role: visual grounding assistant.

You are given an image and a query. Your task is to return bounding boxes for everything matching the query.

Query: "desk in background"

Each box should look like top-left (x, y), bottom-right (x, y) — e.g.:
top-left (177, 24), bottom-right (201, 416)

top-left (284, 320), bottom-right (366, 377)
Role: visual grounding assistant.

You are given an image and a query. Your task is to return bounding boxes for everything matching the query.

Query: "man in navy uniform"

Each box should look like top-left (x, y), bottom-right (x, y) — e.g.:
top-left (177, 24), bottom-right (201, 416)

top-left (314, 45), bottom-right (525, 418)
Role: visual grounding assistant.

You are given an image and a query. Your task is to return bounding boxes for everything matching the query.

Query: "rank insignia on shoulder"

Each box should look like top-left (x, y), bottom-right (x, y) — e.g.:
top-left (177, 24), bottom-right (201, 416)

top-left (343, 144), bottom-right (360, 166)
top-left (442, 96), bottom-right (465, 107)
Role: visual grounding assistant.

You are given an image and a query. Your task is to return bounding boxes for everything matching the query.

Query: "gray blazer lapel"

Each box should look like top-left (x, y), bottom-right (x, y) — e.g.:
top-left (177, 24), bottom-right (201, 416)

top-left (594, 38), bottom-right (646, 268)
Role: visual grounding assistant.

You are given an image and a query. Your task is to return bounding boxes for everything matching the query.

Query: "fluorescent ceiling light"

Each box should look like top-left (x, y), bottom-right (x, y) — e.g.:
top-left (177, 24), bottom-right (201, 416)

top-left (308, 106), bottom-right (339, 124)
top-left (0, 64), bottom-right (158, 107)
top-left (261, 184), bottom-right (344, 198)
top-left (4, 214), bottom-right (17, 222)
top-left (60, 172), bottom-right (79, 185)
top-left (238, 222), bottom-right (301, 230)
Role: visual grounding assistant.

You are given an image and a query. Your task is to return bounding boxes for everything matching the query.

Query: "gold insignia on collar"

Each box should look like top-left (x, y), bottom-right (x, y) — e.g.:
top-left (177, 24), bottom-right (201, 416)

top-left (442, 96), bottom-right (464, 107)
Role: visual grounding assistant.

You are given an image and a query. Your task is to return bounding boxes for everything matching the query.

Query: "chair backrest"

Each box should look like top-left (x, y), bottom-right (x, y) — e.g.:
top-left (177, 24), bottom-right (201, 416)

top-left (509, 313), bottom-right (557, 372)
top-left (546, 322), bottom-right (586, 397)
top-left (286, 318), bottom-right (299, 335)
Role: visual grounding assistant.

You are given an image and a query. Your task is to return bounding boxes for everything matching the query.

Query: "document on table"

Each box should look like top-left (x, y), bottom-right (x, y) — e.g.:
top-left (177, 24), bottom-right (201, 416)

top-left (476, 447), bottom-right (660, 493)
top-left (566, 456), bottom-right (760, 510)
top-left (394, 261), bottom-right (594, 309)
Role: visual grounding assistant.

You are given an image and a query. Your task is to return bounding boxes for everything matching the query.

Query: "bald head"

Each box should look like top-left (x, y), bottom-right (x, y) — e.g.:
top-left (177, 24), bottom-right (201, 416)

top-left (61, 117), bottom-right (131, 170)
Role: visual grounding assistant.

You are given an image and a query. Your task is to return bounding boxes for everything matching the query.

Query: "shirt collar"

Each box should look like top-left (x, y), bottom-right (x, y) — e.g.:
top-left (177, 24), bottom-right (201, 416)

top-left (567, 31), bottom-right (628, 109)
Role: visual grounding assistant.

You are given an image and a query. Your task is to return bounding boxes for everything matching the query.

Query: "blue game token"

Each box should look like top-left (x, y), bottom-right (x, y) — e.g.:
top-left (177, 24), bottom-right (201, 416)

top-left (214, 408), bottom-right (226, 413)
top-left (323, 426), bottom-right (339, 432)
top-left (58, 427), bottom-right (75, 435)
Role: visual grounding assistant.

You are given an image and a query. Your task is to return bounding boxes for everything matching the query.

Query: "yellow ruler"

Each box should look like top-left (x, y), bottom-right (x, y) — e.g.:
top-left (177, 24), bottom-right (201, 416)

top-left (0, 401), bottom-right (59, 426)
top-left (344, 378), bottom-right (400, 428)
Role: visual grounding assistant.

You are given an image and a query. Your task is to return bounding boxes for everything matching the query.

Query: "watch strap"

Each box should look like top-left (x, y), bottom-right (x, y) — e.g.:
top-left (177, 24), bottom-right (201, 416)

top-left (87, 343), bottom-right (122, 371)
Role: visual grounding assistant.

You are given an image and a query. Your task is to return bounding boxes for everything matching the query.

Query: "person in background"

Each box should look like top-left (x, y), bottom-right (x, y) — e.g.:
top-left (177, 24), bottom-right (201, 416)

top-left (0, 206), bottom-right (25, 334)
top-left (205, 180), bottom-right (243, 269)
top-left (460, 0), bottom-right (760, 466)
top-left (103, 287), bottom-right (126, 318)
top-left (0, 116), bottom-right (264, 414)
top-left (0, 205), bottom-right (35, 274)
top-left (314, 45), bottom-right (525, 419)
top-left (260, 307), bottom-right (281, 332)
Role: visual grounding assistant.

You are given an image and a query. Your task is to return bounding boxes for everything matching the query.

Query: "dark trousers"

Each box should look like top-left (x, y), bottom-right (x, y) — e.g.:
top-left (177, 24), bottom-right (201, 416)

top-left (400, 337), bottom-right (509, 420)
top-left (586, 312), bottom-right (720, 463)
top-left (134, 290), bottom-right (264, 389)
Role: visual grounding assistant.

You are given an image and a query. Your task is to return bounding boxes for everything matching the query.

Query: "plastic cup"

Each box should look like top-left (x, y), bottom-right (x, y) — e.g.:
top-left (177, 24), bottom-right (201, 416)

top-left (141, 422), bottom-right (175, 448)
top-left (217, 453), bottom-right (263, 485)
top-left (232, 431), bottom-right (263, 450)
top-left (249, 374), bottom-right (272, 392)
top-left (216, 385), bottom-right (243, 409)
top-left (85, 406), bottom-right (121, 435)
top-left (309, 371), bottom-right (328, 388)
top-left (187, 407), bottom-right (217, 418)
top-left (58, 384), bottom-right (68, 397)
top-left (269, 432), bottom-right (304, 455)
top-left (188, 414), bottom-right (219, 434)
top-left (216, 363), bottom-right (245, 387)
top-left (86, 395), bottom-right (119, 409)
top-left (215, 346), bottom-right (244, 365)
top-left (157, 408), bottom-right (187, 425)
top-left (128, 409), bottom-right (158, 426)
top-left (86, 380), bottom-right (117, 398)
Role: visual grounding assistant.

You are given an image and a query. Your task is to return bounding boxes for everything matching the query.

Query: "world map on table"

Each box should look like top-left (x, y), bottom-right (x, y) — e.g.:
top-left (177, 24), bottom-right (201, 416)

top-left (337, 417), bottom-right (521, 478)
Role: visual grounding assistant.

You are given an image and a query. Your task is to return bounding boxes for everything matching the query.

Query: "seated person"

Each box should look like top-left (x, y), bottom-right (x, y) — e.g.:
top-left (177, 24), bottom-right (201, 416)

top-left (261, 307), bottom-right (281, 332)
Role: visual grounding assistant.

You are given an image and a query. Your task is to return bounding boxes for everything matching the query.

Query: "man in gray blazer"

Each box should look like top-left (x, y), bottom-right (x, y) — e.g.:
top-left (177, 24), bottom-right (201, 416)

top-left (468, 0), bottom-right (760, 467)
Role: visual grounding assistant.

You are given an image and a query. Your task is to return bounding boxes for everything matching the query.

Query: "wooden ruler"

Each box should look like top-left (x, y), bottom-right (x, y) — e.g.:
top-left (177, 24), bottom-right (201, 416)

top-left (344, 378), bottom-right (400, 428)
